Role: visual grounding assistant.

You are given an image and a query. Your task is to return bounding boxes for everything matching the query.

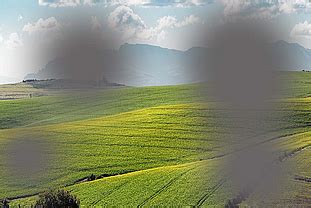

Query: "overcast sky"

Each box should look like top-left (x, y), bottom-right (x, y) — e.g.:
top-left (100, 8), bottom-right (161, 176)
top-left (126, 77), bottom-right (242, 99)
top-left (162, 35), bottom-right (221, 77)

top-left (0, 0), bottom-right (310, 82)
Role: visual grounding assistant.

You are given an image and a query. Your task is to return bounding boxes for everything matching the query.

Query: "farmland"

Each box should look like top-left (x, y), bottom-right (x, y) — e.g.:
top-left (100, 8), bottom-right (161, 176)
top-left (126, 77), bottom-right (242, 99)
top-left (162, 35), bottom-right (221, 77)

top-left (0, 71), bottom-right (310, 207)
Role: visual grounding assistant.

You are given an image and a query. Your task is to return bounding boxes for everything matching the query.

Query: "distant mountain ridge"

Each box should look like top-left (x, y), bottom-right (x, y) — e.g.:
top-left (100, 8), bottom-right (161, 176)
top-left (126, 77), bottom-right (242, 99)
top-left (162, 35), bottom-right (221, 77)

top-left (0, 76), bottom-right (20, 84)
top-left (270, 40), bottom-right (311, 70)
top-left (25, 41), bottom-right (311, 86)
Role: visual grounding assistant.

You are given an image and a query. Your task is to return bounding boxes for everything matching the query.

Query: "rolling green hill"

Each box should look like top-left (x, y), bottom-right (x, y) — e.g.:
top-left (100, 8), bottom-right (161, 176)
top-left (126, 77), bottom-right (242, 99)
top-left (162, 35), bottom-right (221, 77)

top-left (0, 72), bottom-right (310, 207)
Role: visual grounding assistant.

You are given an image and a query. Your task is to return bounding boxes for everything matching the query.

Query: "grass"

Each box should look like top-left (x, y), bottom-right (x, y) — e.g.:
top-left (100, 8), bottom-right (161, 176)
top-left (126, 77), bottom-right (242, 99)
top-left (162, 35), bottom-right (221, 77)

top-left (0, 84), bottom-right (201, 129)
top-left (0, 103), bottom-right (224, 199)
top-left (0, 82), bottom-right (49, 100)
top-left (11, 160), bottom-right (229, 207)
top-left (0, 71), bottom-right (310, 207)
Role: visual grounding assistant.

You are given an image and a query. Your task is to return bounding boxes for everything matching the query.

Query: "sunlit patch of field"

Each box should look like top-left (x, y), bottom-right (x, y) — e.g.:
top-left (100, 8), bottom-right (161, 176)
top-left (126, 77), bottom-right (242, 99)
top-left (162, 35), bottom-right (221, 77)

top-left (0, 84), bottom-right (200, 129)
top-left (0, 103), bottom-right (226, 200)
top-left (0, 83), bottom-right (48, 100)
top-left (11, 159), bottom-right (232, 207)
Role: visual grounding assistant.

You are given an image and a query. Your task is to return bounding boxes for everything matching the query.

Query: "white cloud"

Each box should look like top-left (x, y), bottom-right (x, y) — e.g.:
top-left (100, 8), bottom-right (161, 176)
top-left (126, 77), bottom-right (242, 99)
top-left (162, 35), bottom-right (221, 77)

top-left (108, 5), bottom-right (146, 29)
top-left (278, 0), bottom-right (311, 14)
top-left (155, 15), bottom-right (199, 30)
top-left (23, 17), bottom-right (61, 34)
top-left (149, 15), bottom-right (200, 40)
top-left (0, 27), bottom-right (3, 44)
top-left (18, 15), bottom-right (23, 22)
top-left (39, 0), bottom-right (106, 7)
top-left (83, 0), bottom-right (98, 6)
top-left (21, 17), bottom-right (64, 50)
top-left (108, 5), bottom-right (148, 40)
top-left (291, 21), bottom-right (311, 38)
top-left (108, 5), bottom-right (201, 42)
top-left (176, 15), bottom-right (200, 27)
top-left (155, 16), bottom-right (178, 30)
top-left (175, 0), bottom-right (208, 7)
top-left (114, 0), bottom-right (207, 7)
top-left (221, 0), bottom-right (277, 19)
top-left (38, 0), bottom-right (209, 7)
top-left (109, 0), bottom-right (209, 7)
top-left (221, 0), bottom-right (311, 19)
top-left (5, 33), bottom-right (23, 50)
top-left (38, 0), bottom-right (81, 7)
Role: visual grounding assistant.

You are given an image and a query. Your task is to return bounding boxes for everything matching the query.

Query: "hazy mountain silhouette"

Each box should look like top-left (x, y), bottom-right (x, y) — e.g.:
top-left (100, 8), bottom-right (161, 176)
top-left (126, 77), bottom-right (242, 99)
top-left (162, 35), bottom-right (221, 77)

top-left (25, 41), bottom-right (311, 86)
top-left (0, 76), bottom-right (20, 84)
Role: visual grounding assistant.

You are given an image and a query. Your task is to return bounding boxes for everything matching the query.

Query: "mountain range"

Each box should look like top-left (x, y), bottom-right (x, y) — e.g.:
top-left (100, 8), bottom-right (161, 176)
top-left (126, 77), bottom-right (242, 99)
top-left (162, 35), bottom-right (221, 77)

top-left (25, 40), bottom-right (311, 86)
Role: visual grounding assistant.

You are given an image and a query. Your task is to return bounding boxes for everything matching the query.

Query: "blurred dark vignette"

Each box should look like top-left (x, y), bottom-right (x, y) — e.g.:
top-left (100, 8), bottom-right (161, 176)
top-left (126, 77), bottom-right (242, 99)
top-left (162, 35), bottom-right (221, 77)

top-left (2, 13), bottom-right (129, 198)
top-left (192, 20), bottom-right (293, 205)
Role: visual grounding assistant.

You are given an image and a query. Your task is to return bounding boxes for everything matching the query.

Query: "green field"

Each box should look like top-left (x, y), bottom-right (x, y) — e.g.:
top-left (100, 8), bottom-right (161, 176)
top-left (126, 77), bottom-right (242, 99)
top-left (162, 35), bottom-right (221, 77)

top-left (0, 72), bottom-right (310, 207)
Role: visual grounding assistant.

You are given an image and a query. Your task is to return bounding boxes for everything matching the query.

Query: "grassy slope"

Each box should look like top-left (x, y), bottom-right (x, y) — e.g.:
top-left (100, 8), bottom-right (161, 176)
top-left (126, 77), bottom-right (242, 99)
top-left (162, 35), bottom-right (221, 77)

top-left (11, 160), bottom-right (229, 207)
top-left (0, 84), bottom-right (200, 129)
top-left (0, 83), bottom-right (50, 100)
top-left (1, 104), bottom-right (223, 199)
top-left (1, 72), bottom-right (311, 207)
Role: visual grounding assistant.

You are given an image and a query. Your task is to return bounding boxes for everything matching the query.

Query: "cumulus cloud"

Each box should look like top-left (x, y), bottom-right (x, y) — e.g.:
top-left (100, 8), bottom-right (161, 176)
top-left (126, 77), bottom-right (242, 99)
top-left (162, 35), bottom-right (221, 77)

top-left (115, 0), bottom-right (208, 7)
top-left (151, 14), bottom-right (200, 40)
top-left (175, 0), bottom-right (208, 7)
top-left (21, 17), bottom-right (67, 52)
top-left (156, 15), bottom-right (199, 29)
top-left (38, 0), bottom-right (209, 7)
top-left (278, 0), bottom-right (311, 14)
top-left (18, 15), bottom-right (23, 22)
top-left (5, 33), bottom-right (23, 49)
top-left (23, 17), bottom-right (61, 34)
top-left (108, 5), bottom-right (200, 42)
top-left (221, 0), bottom-right (311, 19)
top-left (0, 28), bottom-right (3, 45)
top-left (291, 21), bottom-right (311, 38)
top-left (38, 0), bottom-right (81, 7)
top-left (221, 0), bottom-right (278, 19)
top-left (108, 5), bottom-right (146, 30)
top-left (175, 15), bottom-right (200, 27)
top-left (108, 5), bottom-right (147, 40)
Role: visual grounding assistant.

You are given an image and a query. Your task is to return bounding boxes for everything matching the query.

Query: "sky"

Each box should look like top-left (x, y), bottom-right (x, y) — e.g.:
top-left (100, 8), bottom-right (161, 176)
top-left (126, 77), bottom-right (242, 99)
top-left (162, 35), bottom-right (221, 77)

top-left (0, 0), bottom-right (310, 83)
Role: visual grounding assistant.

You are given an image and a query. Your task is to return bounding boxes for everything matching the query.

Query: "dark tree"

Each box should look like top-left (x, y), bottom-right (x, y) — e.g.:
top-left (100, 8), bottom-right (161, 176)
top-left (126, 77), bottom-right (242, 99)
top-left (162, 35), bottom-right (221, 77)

top-left (34, 189), bottom-right (79, 208)
top-left (1, 199), bottom-right (9, 208)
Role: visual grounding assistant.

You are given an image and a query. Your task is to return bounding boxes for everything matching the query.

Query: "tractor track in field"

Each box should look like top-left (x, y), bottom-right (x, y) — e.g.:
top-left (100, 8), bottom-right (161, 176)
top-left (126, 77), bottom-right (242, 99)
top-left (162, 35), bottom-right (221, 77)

top-left (279, 143), bottom-right (311, 162)
top-left (194, 178), bottom-right (226, 207)
top-left (137, 167), bottom-right (196, 207)
top-left (6, 161), bottom-right (200, 204)
top-left (294, 175), bottom-right (311, 183)
top-left (52, 139), bottom-right (214, 152)
top-left (224, 135), bottom-right (311, 208)
top-left (6, 131), bottom-right (309, 206)
top-left (91, 181), bottom-right (129, 206)
top-left (61, 123), bottom-right (215, 135)
top-left (45, 130), bottom-right (214, 144)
